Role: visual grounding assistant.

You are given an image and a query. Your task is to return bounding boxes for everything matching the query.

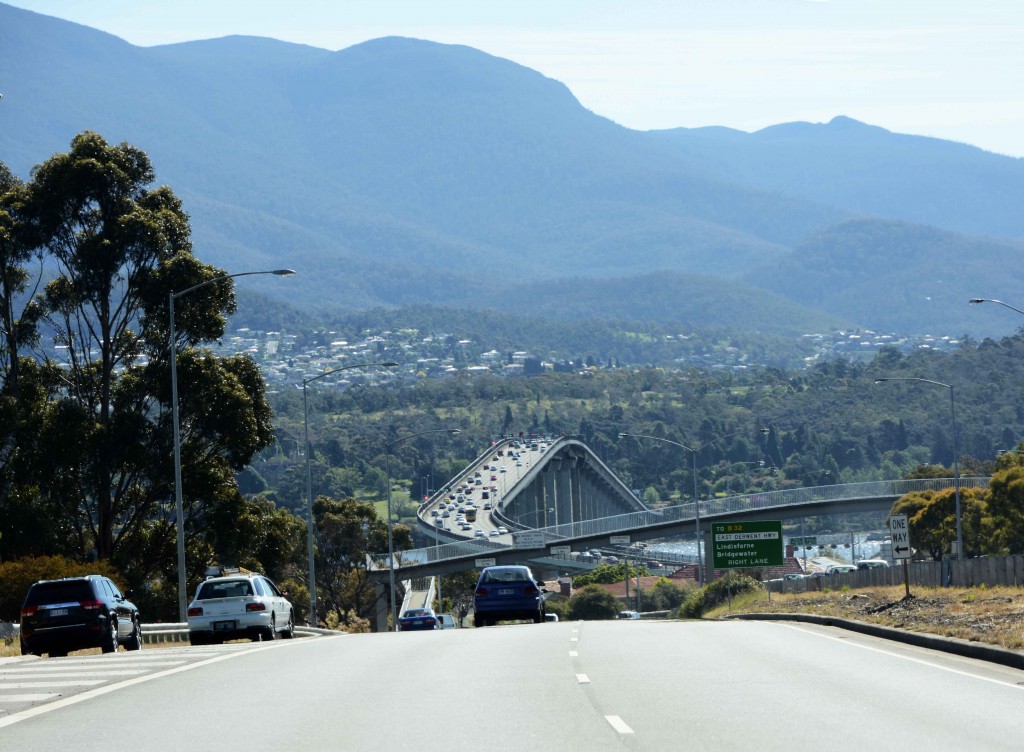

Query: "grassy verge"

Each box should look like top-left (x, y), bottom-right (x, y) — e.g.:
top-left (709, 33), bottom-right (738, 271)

top-left (704, 584), bottom-right (1024, 652)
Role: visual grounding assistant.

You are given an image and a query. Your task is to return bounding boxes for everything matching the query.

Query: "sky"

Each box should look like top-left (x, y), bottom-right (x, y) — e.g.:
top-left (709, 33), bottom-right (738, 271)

top-left (7, 0), bottom-right (1024, 157)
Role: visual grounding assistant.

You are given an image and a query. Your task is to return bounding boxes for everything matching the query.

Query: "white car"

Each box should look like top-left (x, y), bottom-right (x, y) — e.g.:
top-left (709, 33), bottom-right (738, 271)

top-left (187, 573), bottom-right (294, 645)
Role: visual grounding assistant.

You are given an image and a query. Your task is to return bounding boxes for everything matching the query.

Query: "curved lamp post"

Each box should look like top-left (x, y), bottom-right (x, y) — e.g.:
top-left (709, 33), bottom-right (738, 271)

top-left (618, 431), bottom-right (739, 586)
top-left (875, 377), bottom-right (962, 559)
top-left (384, 428), bottom-right (461, 631)
top-left (302, 361), bottom-right (398, 627)
top-left (170, 268), bottom-right (294, 621)
top-left (969, 298), bottom-right (1024, 317)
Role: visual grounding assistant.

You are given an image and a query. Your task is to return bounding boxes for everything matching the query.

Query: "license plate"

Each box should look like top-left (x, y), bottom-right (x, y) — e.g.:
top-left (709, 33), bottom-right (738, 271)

top-left (499, 588), bottom-right (514, 595)
top-left (49, 608), bottom-right (69, 617)
top-left (213, 620), bottom-right (237, 631)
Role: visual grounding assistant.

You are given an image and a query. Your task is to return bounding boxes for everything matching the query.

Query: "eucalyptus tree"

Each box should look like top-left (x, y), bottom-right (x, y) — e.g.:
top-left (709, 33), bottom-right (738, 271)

top-left (22, 131), bottom-right (277, 582)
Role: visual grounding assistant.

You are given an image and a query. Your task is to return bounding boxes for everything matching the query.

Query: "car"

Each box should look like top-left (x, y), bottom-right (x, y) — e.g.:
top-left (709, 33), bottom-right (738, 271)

top-left (618, 610), bottom-right (641, 620)
top-left (187, 572), bottom-right (294, 644)
top-left (442, 510), bottom-right (450, 517)
top-left (399, 607), bottom-right (439, 631)
top-left (483, 502), bottom-right (492, 510)
top-left (490, 530), bottom-right (500, 536)
top-left (473, 565), bottom-right (546, 627)
top-left (490, 474), bottom-right (497, 481)
top-left (461, 523), bottom-right (473, 530)
top-left (474, 530), bottom-right (487, 538)
top-left (544, 613), bottom-right (560, 622)
top-left (20, 575), bottom-right (142, 657)
top-left (857, 559), bottom-right (890, 569)
top-left (827, 564), bottom-right (857, 575)
top-left (430, 509), bottom-right (439, 517)
top-left (497, 527), bottom-right (509, 534)
top-left (437, 613), bottom-right (458, 629)
top-left (500, 467), bottom-right (507, 473)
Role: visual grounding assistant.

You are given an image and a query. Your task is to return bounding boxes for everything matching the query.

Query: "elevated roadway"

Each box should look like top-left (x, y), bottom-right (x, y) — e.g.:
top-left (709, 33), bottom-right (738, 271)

top-left (378, 475), bottom-right (989, 581)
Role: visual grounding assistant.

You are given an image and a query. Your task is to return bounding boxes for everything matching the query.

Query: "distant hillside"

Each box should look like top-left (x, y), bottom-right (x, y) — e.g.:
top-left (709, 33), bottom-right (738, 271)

top-left (651, 117), bottom-right (1024, 240)
top-left (2, 2), bottom-right (1024, 336)
top-left (745, 218), bottom-right (1024, 334)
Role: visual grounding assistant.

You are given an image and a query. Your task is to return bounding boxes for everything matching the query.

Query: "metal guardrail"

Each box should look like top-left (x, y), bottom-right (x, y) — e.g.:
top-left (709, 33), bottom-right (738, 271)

top-left (372, 477), bottom-right (989, 570)
top-left (139, 623), bottom-right (339, 644)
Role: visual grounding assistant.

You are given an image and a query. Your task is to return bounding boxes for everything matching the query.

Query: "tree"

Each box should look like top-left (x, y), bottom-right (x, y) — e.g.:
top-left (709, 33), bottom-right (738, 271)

top-left (984, 450), bottom-right (1024, 554)
top-left (893, 487), bottom-right (987, 560)
top-left (568, 584), bottom-right (620, 620)
top-left (311, 495), bottom-right (412, 627)
top-left (13, 132), bottom-right (277, 598)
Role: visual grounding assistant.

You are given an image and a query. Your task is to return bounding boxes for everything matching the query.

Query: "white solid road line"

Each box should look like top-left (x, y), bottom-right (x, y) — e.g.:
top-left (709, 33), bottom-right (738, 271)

top-left (605, 715), bottom-right (635, 734)
top-left (0, 670), bottom-right (149, 678)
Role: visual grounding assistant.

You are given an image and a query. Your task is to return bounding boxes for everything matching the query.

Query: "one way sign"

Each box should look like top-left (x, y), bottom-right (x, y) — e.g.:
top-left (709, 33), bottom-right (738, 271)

top-left (889, 514), bottom-right (912, 560)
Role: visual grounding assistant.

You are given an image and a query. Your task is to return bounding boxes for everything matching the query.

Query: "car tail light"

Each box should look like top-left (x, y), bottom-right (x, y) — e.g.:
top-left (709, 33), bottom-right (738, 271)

top-left (187, 606), bottom-right (203, 617)
top-left (475, 587), bottom-right (487, 597)
top-left (245, 602), bottom-right (266, 612)
top-left (523, 585), bottom-right (539, 596)
top-left (79, 599), bottom-right (102, 610)
top-left (20, 605), bottom-right (37, 618)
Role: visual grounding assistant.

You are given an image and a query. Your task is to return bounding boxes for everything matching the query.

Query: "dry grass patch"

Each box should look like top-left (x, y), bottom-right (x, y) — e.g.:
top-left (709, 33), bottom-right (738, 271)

top-left (709, 585), bottom-right (1024, 652)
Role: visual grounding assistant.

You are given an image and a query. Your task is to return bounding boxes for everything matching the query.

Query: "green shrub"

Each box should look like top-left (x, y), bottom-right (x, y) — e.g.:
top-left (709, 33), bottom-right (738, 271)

top-left (678, 574), bottom-right (762, 618)
top-left (568, 585), bottom-right (621, 620)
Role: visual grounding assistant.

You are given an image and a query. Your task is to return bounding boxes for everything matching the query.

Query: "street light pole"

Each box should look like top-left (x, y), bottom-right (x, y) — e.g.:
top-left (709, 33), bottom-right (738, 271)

top-left (618, 431), bottom-right (740, 587)
top-left (302, 361), bottom-right (397, 627)
top-left (384, 428), bottom-right (460, 631)
top-left (875, 377), bottom-right (962, 560)
top-left (170, 268), bottom-right (294, 621)
top-left (969, 298), bottom-right (1024, 317)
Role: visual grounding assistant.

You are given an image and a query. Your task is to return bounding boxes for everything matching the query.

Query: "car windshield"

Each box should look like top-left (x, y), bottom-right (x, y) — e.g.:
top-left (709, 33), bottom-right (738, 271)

top-left (403, 609), bottom-right (430, 617)
top-left (481, 568), bottom-right (532, 584)
top-left (196, 580), bottom-right (253, 600)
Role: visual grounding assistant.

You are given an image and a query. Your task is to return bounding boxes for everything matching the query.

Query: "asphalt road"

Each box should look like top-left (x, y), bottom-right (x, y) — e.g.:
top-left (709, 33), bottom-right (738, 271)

top-left (2, 621), bottom-right (1023, 750)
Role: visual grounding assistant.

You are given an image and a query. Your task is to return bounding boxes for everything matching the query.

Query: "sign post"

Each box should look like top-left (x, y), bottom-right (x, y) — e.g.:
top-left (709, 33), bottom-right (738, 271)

top-left (890, 514), bottom-right (912, 597)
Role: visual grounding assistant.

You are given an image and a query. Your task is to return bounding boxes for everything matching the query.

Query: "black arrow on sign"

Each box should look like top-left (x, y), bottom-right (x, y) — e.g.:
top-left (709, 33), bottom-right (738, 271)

top-left (895, 545), bottom-right (909, 555)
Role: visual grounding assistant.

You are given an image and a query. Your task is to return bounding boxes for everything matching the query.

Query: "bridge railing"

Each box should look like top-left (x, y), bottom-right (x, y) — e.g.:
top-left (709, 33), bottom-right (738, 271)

top-left (374, 477), bottom-right (988, 569)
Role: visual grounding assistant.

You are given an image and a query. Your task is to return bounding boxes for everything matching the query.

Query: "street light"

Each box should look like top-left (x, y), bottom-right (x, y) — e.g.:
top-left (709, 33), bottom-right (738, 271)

top-left (618, 430), bottom-right (740, 586)
top-left (968, 298), bottom-right (1024, 317)
top-left (875, 377), bottom-right (962, 560)
top-left (170, 268), bottom-right (294, 621)
top-left (384, 427), bottom-right (460, 631)
top-left (302, 361), bottom-right (398, 627)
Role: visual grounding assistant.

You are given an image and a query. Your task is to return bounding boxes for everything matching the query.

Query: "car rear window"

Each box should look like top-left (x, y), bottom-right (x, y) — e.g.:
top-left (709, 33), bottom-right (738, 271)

top-left (481, 568), bottom-right (531, 584)
top-left (24, 580), bottom-right (94, 605)
top-left (196, 580), bottom-right (253, 600)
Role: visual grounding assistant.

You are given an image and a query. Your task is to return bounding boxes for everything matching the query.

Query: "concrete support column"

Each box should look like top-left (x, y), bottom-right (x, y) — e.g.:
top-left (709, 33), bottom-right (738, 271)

top-left (374, 581), bottom-right (389, 633)
top-left (555, 461), bottom-right (572, 528)
top-left (543, 468), bottom-right (556, 527)
top-left (571, 459), bottom-right (583, 523)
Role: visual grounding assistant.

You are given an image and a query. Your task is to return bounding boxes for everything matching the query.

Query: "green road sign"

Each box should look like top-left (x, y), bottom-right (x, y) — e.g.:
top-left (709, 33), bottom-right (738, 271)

top-left (712, 521), bottom-right (784, 569)
top-left (790, 536), bottom-right (818, 547)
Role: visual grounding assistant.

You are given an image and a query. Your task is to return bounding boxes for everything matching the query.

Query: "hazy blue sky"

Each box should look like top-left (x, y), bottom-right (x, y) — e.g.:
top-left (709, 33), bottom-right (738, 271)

top-left (9, 0), bottom-right (1023, 157)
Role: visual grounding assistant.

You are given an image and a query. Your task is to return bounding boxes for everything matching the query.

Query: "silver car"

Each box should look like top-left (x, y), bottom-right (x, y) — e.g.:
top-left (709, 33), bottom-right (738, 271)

top-left (187, 573), bottom-right (294, 645)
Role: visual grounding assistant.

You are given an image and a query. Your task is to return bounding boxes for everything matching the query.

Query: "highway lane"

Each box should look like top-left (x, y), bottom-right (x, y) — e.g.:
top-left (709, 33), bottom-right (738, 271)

top-left (2, 621), bottom-right (1022, 749)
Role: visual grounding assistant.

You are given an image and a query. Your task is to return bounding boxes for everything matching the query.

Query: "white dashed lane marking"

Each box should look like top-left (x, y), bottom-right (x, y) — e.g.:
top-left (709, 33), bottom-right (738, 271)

top-left (605, 715), bottom-right (635, 734)
top-left (576, 673), bottom-right (591, 684)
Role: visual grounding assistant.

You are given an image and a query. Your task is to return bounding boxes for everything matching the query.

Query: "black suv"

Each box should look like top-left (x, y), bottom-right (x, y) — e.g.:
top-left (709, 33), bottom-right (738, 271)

top-left (20, 575), bottom-right (142, 657)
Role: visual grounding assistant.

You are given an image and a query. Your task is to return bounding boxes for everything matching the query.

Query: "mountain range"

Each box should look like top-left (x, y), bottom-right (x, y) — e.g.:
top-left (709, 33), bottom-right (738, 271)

top-left (2, 2), bottom-right (1023, 337)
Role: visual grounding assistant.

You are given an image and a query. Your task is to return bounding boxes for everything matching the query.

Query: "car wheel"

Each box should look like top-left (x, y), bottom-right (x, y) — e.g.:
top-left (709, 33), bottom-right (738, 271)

top-left (125, 619), bottom-right (143, 651)
top-left (282, 612), bottom-right (294, 639)
top-left (263, 616), bottom-right (277, 641)
top-left (190, 632), bottom-right (207, 646)
top-left (533, 610), bottom-right (543, 624)
top-left (101, 617), bottom-right (118, 653)
top-left (473, 614), bottom-right (485, 628)
top-left (49, 649), bottom-right (68, 658)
